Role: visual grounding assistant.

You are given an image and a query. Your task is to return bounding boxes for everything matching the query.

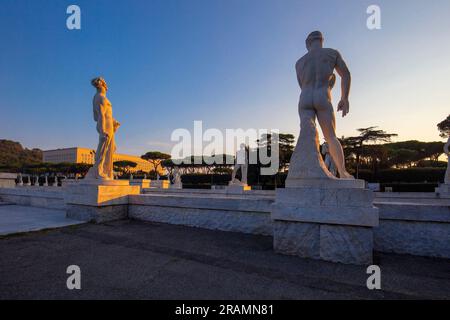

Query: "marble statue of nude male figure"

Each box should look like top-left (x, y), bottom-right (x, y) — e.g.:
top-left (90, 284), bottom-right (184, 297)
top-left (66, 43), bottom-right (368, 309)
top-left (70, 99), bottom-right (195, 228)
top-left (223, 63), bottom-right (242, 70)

top-left (287, 31), bottom-right (354, 182)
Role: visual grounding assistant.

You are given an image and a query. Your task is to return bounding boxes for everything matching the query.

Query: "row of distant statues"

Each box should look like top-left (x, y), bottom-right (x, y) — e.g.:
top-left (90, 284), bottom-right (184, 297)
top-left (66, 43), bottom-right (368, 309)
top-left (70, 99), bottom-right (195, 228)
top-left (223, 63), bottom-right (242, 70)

top-left (86, 31), bottom-right (450, 185)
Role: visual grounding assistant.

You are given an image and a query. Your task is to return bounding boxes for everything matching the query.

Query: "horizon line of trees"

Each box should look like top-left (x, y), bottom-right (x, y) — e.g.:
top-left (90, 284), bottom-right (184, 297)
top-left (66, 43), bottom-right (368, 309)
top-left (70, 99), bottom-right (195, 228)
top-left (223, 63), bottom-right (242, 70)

top-left (1, 115), bottom-right (448, 182)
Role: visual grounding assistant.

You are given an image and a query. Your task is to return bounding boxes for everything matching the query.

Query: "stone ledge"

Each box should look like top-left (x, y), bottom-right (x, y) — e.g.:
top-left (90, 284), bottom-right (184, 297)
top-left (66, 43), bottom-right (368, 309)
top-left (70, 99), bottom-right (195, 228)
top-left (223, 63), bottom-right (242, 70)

top-left (272, 203), bottom-right (379, 227)
top-left (275, 187), bottom-right (374, 208)
top-left (64, 184), bottom-right (140, 206)
top-left (129, 194), bottom-right (273, 213)
top-left (377, 202), bottom-right (450, 223)
top-left (374, 220), bottom-right (450, 259)
top-left (273, 221), bottom-right (373, 265)
top-left (129, 204), bottom-right (272, 236)
top-left (285, 178), bottom-right (366, 189)
top-left (67, 204), bottom-right (128, 223)
top-left (435, 184), bottom-right (450, 198)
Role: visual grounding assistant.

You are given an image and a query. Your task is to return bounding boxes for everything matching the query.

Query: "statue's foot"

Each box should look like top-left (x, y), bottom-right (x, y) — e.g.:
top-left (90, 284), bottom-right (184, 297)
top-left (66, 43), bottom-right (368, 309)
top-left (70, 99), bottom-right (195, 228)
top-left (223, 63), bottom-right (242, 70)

top-left (339, 171), bottom-right (355, 180)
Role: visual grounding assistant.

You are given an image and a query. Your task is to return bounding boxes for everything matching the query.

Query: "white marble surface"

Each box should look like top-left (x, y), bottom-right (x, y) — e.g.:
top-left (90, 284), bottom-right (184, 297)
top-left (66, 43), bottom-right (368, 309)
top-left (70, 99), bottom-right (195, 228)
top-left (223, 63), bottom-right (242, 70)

top-left (0, 173), bottom-right (17, 188)
top-left (129, 205), bottom-right (272, 236)
top-left (436, 184), bottom-right (450, 198)
top-left (272, 187), bottom-right (379, 227)
top-left (130, 179), bottom-right (151, 188)
top-left (375, 220), bottom-right (450, 259)
top-left (0, 205), bottom-right (83, 236)
top-left (64, 183), bottom-right (140, 206)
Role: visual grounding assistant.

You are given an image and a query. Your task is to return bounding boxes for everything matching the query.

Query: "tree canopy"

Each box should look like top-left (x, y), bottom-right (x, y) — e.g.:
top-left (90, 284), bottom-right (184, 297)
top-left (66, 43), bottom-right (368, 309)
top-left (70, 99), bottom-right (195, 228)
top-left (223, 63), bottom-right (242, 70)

top-left (437, 115), bottom-right (450, 138)
top-left (141, 151), bottom-right (171, 174)
top-left (114, 160), bottom-right (138, 174)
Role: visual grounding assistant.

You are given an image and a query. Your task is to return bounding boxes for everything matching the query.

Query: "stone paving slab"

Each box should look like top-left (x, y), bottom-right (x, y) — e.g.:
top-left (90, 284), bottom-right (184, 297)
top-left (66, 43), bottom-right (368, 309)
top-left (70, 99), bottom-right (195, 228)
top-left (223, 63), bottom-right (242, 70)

top-left (0, 205), bottom-right (84, 236)
top-left (0, 219), bottom-right (449, 299)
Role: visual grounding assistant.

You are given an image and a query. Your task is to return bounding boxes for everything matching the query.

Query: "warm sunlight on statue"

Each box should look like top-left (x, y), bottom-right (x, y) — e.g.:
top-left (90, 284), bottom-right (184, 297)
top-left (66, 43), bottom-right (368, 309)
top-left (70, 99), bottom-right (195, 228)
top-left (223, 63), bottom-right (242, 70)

top-left (85, 77), bottom-right (120, 181)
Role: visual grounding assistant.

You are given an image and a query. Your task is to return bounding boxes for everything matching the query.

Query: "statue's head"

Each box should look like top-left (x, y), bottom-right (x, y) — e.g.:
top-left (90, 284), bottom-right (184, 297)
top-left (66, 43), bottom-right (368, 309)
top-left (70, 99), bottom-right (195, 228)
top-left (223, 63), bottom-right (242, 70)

top-left (91, 77), bottom-right (108, 92)
top-left (305, 31), bottom-right (324, 51)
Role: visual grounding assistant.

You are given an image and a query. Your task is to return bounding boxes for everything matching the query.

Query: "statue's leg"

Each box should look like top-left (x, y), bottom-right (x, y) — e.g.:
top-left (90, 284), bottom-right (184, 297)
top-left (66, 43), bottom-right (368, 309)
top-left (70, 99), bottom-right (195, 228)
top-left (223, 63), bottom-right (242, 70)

top-left (316, 103), bottom-right (354, 179)
top-left (231, 165), bottom-right (239, 182)
top-left (103, 135), bottom-right (115, 180)
top-left (95, 135), bottom-right (108, 179)
top-left (241, 164), bottom-right (248, 184)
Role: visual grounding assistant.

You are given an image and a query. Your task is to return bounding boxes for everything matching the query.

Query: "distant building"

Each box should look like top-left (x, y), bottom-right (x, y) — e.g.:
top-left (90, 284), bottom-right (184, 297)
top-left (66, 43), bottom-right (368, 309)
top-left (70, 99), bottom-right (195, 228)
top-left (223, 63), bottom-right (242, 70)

top-left (42, 147), bottom-right (157, 173)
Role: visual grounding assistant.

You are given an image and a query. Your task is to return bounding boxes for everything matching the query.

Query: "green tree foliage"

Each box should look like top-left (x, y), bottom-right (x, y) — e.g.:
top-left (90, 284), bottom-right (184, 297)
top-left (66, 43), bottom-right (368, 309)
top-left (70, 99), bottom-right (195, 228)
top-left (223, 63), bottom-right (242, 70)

top-left (21, 162), bottom-right (92, 176)
top-left (342, 127), bottom-right (398, 178)
top-left (113, 160), bottom-right (137, 175)
top-left (256, 133), bottom-right (295, 172)
top-left (0, 140), bottom-right (42, 171)
top-left (141, 151), bottom-right (171, 174)
top-left (437, 114), bottom-right (450, 138)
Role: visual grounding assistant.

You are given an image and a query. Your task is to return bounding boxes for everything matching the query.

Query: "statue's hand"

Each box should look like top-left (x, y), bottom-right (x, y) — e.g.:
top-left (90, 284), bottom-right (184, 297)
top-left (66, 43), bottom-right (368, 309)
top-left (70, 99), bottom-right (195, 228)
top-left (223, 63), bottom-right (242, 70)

top-left (337, 99), bottom-right (350, 117)
top-left (113, 120), bottom-right (121, 132)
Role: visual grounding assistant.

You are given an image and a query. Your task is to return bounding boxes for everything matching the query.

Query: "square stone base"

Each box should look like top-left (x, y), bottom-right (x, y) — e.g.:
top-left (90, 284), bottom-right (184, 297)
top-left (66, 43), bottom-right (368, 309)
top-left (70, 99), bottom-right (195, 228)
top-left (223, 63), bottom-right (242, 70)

top-left (273, 221), bottom-right (373, 265)
top-left (271, 183), bottom-right (378, 265)
top-left (435, 184), bottom-right (450, 198)
top-left (227, 184), bottom-right (251, 194)
top-left (130, 179), bottom-right (151, 188)
top-left (151, 180), bottom-right (170, 189)
top-left (64, 181), bottom-right (140, 223)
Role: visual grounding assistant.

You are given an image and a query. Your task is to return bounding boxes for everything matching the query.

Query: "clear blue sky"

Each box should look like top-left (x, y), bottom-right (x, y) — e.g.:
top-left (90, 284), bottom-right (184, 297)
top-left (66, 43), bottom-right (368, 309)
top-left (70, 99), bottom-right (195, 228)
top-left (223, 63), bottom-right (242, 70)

top-left (1, 0), bottom-right (449, 156)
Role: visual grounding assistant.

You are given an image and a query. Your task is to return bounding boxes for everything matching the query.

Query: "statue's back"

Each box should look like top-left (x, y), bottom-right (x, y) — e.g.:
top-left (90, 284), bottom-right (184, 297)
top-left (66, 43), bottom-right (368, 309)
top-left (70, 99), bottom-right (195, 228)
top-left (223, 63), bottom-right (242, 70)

top-left (297, 48), bottom-right (338, 89)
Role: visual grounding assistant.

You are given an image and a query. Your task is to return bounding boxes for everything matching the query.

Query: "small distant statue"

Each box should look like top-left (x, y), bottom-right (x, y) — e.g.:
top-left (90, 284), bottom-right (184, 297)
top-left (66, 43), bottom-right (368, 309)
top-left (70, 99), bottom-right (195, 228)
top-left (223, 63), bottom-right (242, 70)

top-left (321, 142), bottom-right (337, 176)
top-left (34, 175), bottom-right (39, 187)
top-left (444, 137), bottom-right (450, 184)
top-left (43, 175), bottom-right (49, 186)
top-left (230, 143), bottom-right (248, 185)
top-left (130, 173), bottom-right (134, 181)
top-left (287, 31), bottom-right (354, 184)
top-left (85, 77), bottom-right (120, 181)
top-left (144, 173), bottom-right (147, 180)
top-left (172, 167), bottom-right (182, 186)
top-left (17, 173), bottom-right (23, 186)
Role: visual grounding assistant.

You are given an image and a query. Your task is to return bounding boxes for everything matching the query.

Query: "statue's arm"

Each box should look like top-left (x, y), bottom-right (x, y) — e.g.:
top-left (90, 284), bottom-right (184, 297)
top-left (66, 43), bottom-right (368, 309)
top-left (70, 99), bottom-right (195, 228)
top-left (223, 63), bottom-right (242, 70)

top-left (295, 60), bottom-right (303, 89)
top-left (335, 50), bottom-right (351, 117)
top-left (335, 50), bottom-right (351, 101)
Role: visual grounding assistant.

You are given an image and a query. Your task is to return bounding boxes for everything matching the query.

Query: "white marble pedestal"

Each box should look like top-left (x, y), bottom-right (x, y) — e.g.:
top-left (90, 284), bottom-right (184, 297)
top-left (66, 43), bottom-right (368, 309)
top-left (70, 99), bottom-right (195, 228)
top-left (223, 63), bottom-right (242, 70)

top-left (435, 184), bottom-right (450, 198)
top-left (151, 180), bottom-right (170, 189)
top-left (65, 180), bottom-right (140, 223)
top-left (227, 182), bottom-right (251, 194)
top-left (271, 179), bottom-right (379, 265)
top-left (171, 182), bottom-right (183, 189)
top-left (130, 179), bottom-right (151, 189)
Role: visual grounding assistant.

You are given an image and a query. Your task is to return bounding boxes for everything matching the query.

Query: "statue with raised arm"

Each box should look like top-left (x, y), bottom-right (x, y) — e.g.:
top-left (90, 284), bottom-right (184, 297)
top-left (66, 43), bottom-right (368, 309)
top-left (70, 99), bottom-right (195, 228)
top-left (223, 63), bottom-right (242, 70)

top-left (286, 31), bottom-right (353, 186)
top-left (85, 77), bottom-right (120, 181)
